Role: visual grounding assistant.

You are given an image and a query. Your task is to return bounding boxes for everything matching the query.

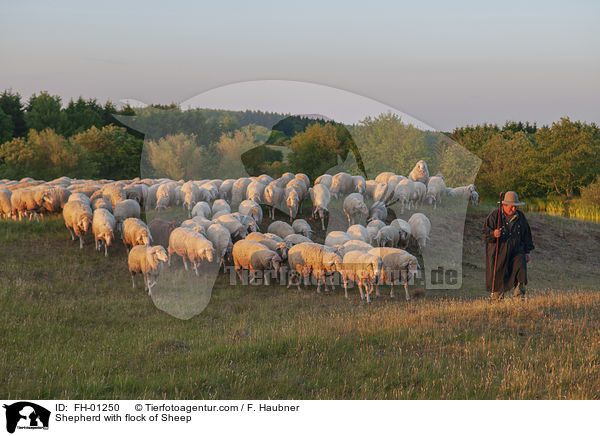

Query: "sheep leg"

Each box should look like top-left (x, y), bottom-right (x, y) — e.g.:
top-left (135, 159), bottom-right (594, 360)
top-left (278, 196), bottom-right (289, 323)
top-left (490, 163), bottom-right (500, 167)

top-left (79, 235), bottom-right (84, 249)
top-left (344, 280), bottom-right (349, 299)
top-left (366, 283), bottom-right (371, 303)
top-left (68, 227), bottom-right (76, 240)
top-left (182, 257), bottom-right (188, 271)
top-left (358, 282), bottom-right (364, 300)
top-left (104, 242), bottom-right (108, 257)
top-left (404, 281), bottom-right (410, 301)
top-left (193, 262), bottom-right (199, 276)
top-left (131, 273), bottom-right (136, 289)
top-left (321, 215), bottom-right (325, 231)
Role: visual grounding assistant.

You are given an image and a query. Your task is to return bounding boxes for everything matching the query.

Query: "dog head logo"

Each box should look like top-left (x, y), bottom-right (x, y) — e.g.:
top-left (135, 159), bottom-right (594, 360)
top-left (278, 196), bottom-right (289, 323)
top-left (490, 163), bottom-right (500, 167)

top-left (3, 402), bottom-right (50, 433)
top-left (116, 81), bottom-right (481, 319)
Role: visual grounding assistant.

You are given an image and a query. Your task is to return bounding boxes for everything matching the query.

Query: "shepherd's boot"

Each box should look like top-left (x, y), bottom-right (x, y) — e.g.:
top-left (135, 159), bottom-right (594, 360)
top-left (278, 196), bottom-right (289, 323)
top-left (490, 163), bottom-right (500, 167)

top-left (513, 283), bottom-right (526, 300)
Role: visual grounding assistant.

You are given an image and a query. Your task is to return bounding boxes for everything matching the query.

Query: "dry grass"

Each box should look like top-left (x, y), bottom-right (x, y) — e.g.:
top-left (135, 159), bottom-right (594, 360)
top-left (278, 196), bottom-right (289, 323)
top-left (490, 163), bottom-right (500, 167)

top-left (0, 206), bottom-right (599, 399)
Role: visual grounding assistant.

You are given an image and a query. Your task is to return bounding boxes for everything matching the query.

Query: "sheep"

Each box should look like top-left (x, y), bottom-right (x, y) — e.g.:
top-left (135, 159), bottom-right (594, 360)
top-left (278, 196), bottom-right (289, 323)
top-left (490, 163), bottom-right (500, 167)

top-left (376, 225), bottom-right (401, 248)
top-left (286, 242), bottom-right (342, 293)
top-left (257, 174), bottom-right (275, 185)
top-left (373, 182), bottom-right (392, 204)
top-left (149, 218), bottom-right (178, 249)
top-left (343, 193), bottom-right (368, 226)
top-left (324, 230), bottom-right (350, 248)
top-left (408, 213), bottom-right (431, 253)
top-left (264, 181), bottom-right (284, 220)
top-left (390, 218), bottom-right (412, 248)
top-left (239, 200), bottom-right (263, 225)
top-left (426, 176), bottom-right (446, 209)
top-left (180, 219), bottom-right (207, 235)
top-left (232, 213), bottom-right (259, 234)
top-left (285, 178), bottom-right (308, 214)
top-left (63, 199), bottom-right (93, 248)
top-left (352, 175), bottom-right (366, 195)
top-left (246, 232), bottom-right (291, 260)
top-left (369, 201), bottom-right (387, 222)
top-left (408, 160), bottom-right (430, 185)
top-left (167, 227), bottom-right (216, 275)
top-left (309, 184), bottom-right (331, 231)
top-left (70, 192), bottom-right (91, 206)
top-left (218, 179), bottom-right (236, 202)
top-left (368, 247), bottom-right (419, 300)
top-left (278, 172), bottom-right (295, 187)
top-left (346, 224), bottom-right (369, 243)
top-left (45, 186), bottom-right (71, 209)
top-left (113, 199), bottom-right (141, 233)
top-left (92, 208), bottom-right (116, 256)
top-left (128, 245), bottom-right (168, 295)
top-left (0, 187), bottom-right (12, 219)
top-left (101, 184), bottom-right (126, 208)
top-left (206, 223), bottom-right (233, 269)
top-left (211, 199), bottom-right (231, 216)
top-left (191, 201), bottom-right (211, 219)
top-left (340, 250), bottom-right (384, 302)
top-left (199, 182), bottom-right (218, 202)
top-left (285, 233), bottom-right (313, 246)
top-left (389, 179), bottom-right (415, 214)
top-left (294, 173), bottom-right (310, 188)
top-left (231, 177), bottom-right (252, 206)
top-left (285, 188), bottom-right (300, 222)
top-left (91, 196), bottom-right (112, 212)
top-left (191, 215), bottom-right (213, 232)
top-left (215, 213), bottom-right (248, 240)
top-left (314, 174), bottom-right (332, 190)
top-left (330, 172), bottom-right (353, 199)
top-left (211, 209), bottom-right (231, 220)
top-left (267, 220), bottom-right (295, 239)
top-left (10, 188), bottom-right (57, 220)
top-left (341, 239), bottom-right (373, 256)
top-left (232, 239), bottom-right (282, 285)
top-left (246, 180), bottom-right (266, 204)
top-left (292, 219), bottom-right (312, 238)
top-left (156, 183), bottom-right (175, 207)
top-left (412, 181), bottom-right (427, 207)
top-left (366, 220), bottom-right (386, 245)
top-left (181, 181), bottom-right (200, 216)
top-left (122, 217), bottom-right (152, 251)
top-left (375, 172), bottom-right (396, 183)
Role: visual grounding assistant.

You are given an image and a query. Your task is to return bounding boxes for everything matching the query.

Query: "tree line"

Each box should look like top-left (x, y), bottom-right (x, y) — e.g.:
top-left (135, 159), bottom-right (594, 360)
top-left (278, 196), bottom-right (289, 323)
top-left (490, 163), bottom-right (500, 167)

top-left (1, 89), bottom-right (599, 205)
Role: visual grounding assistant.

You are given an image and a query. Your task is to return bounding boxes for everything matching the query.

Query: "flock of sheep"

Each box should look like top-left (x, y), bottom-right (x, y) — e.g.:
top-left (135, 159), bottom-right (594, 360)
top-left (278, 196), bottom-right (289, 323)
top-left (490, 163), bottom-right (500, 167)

top-left (0, 160), bottom-right (479, 302)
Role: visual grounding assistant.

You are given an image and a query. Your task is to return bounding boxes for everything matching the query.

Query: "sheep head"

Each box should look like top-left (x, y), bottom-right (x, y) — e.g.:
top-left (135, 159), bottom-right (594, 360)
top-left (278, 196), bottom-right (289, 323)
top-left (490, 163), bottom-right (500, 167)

top-left (152, 246), bottom-right (168, 263)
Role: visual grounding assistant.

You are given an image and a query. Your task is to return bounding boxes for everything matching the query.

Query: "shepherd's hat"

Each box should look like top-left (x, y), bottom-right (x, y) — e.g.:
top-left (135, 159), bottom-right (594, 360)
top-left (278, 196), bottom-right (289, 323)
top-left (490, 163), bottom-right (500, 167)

top-left (500, 191), bottom-right (525, 206)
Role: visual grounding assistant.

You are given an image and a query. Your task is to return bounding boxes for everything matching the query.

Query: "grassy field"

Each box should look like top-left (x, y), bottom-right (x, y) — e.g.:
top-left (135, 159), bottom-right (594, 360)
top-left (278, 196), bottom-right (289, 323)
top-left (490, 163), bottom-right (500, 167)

top-left (1, 205), bottom-right (600, 399)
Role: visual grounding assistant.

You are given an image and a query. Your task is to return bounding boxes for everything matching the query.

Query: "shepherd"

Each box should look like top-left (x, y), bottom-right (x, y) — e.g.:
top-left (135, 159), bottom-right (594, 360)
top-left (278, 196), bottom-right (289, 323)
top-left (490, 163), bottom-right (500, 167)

top-left (481, 191), bottom-right (535, 300)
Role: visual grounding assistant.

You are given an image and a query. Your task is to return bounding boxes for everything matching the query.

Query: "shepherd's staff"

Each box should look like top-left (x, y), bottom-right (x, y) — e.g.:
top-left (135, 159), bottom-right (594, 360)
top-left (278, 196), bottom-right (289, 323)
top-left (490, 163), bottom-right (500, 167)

top-left (491, 191), bottom-right (504, 296)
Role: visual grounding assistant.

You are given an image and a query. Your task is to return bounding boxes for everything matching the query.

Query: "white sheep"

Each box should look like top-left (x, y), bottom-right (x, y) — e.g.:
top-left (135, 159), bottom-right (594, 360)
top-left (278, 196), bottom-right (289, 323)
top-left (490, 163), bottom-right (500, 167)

top-left (211, 199), bottom-right (231, 216)
top-left (113, 199), bottom-right (141, 233)
top-left (376, 225), bottom-right (401, 248)
top-left (292, 219), bottom-right (312, 238)
top-left (340, 250), bottom-right (384, 302)
top-left (324, 230), bottom-right (350, 248)
top-left (232, 213), bottom-right (259, 234)
top-left (246, 180), bottom-right (266, 204)
top-left (246, 232), bottom-right (291, 260)
top-left (214, 213), bottom-right (248, 240)
top-left (284, 233), bottom-right (313, 246)
top-left (191, 201), bottom-right (211, 219)
top-left (10, 188), bottom-right (57, 220)
top-left (63, 199), bottom-right (93, 249)
top-left (239, 200), bottom-right (263, 225)
top-left (180, 219), bottom-right (207, 235)
top-left (232, 239), bottom-right (282, 285)
top-left (373, 182), bottom-right (392, 204)
top-left (314, 174), bottom-right (332, 190)
top-left (341, 239), bottom-right (374, 256)
top-left (91, 196), bottom-right (112, 212)
top-left (278, 172), bottom-right (295, 187)
top-left (206, 223), bottom-right (233, 269)
top-left (368, 201), bottom-right (387, 222)
top-left (92, 208), bottom-right (116, 256)
top-left (343, 193), bottom-right (368, 226)
top-left (408, 213), bottom-right (431, 253)
top-left (0, 188), bottom-right (12, 219)
top-left (286, 242), bottom-right (342, 293)
top-left (264, 181), bottom-right (284, 220)
top-left (352, 175), bottom-right (366, 195)
top-left (426, 176), bottom-right (446, 209)
top-left (218, 179), bottom-right (236, 202)
top-left (346, 224), bottom-right (369, 243)
top-left (390, 179), bottom-right (415, 214)
top-left (412, 181), bottom-right (427, 207)
top-left (122, 217), bottom-right (152, 251)
top-left (309, 184), bottom-right (331, 231)
top-left (366, 220), bottom-right (386, 245)
top-left (408, 160), bottom-right (430, 185)
top-left (168, 227), bottom-right (216, 275)
top-left (330, 172), bottom-right (353, 199)
top-left (285, 178), bottom-right (308, 215)
top-left (375, 172), bottom-right (396, 183)
top-left (294, 173), bottom-right (310, 188)
top-left (390, 218), bottom-right (412, 248)
top-left (231, 178), bottom-right (252, 206)
top-left (267, 220), bottom-right (295, 239)
top-left (128, 245), bottom-right (168, 295)
top-left (368, 247), bottom-right (419, 300)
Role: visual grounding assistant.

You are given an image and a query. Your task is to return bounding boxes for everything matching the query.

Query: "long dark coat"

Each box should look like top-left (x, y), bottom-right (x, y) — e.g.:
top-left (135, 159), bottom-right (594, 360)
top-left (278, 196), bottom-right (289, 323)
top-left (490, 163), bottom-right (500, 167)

top-left (481, 208), bottom-right (535, 293)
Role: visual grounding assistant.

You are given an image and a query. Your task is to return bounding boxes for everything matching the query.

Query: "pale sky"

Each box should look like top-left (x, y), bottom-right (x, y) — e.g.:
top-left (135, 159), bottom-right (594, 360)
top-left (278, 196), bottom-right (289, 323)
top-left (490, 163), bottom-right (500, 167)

top-left (1, 0), bottom-right (598, 131)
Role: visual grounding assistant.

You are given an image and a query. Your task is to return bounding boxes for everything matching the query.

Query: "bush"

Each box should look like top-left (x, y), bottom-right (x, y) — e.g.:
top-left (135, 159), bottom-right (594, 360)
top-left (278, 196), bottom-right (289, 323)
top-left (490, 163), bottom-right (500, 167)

top-left (580, 177), bottom-right (600, 206)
